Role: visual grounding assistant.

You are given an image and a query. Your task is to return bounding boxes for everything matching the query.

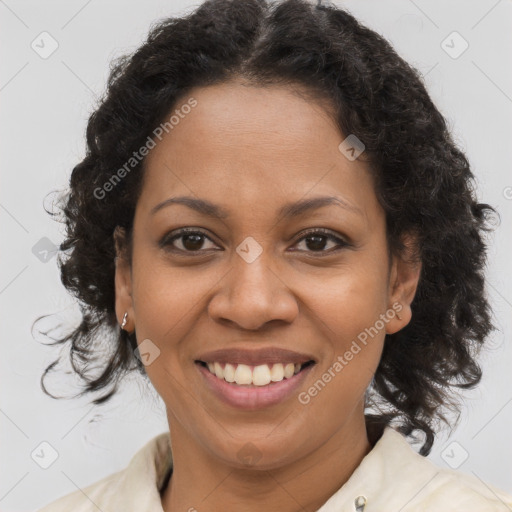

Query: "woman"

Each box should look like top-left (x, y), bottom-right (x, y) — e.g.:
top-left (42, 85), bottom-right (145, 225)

top-left (37, 0), bottom-right (512, 510)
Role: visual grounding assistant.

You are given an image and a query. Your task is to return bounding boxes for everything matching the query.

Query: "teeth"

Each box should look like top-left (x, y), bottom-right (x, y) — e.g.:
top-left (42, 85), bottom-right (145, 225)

top-left (224, 363), bottom-right (236, 383)
top-left (204, 361), bottom-right (306, 386)
top-left (253, 365), bottom-right (271, 386)
top-left (270, 363), bottom-right (284, 382)
top-left (284, 363), bottom-right (295, 379)
top-left (214, 362), bottom-right (224, 380)
top-left (234, 364), bottom-right (252, 385)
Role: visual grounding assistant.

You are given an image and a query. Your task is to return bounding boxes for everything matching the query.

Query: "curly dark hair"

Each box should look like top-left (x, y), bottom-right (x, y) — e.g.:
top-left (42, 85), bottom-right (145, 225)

top-left (37, 0), bottom-right (496, 455)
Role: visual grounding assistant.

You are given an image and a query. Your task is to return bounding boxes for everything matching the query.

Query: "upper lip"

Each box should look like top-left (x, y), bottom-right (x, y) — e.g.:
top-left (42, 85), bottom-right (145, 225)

top-left (196, 347), bottom-right (316, 366)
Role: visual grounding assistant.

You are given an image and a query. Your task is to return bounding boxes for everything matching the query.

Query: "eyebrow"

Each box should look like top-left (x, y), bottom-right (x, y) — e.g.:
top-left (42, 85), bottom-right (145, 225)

top-left (150, 195), bottom-right (363, 219)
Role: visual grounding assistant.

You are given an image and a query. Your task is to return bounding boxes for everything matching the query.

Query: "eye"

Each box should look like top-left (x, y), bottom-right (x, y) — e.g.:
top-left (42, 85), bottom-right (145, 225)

top-left (160, 227), bottom-right (350, 256)
top-left (291, 228), bottom-right (349, 254)
top-left (160, 228), bottom-right (220, 253)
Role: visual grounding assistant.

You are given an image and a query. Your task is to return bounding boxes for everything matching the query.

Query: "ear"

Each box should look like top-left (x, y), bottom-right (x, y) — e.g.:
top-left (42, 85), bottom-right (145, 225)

top-left (114, 226), bottom-right (135, 332)
top-left (385, 232), bottom-right (422, 335)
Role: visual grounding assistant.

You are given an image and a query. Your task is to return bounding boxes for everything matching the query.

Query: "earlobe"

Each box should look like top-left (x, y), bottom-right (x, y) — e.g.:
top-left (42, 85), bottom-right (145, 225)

top-left (113, 226), bottom-right (135, 332)
top-left (115, 257), bottom-right (135, 332)
top-left (385, 233), bottom-right (422, 335)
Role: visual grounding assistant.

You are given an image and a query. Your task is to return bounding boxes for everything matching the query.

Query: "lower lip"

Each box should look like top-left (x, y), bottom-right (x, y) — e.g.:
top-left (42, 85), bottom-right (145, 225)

top-left (196, 363), bottom-right (315, 410)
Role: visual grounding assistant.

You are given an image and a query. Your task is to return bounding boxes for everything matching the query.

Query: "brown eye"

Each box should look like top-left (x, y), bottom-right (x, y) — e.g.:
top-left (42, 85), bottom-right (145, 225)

top-left (303, 234), bottom-right (329, 251)
top-left (160, 229), bottom-right (219, 253)
top-left (292, 229), bottom-right (349, 254)
top-left (180, 233), bottom-right (207, 251)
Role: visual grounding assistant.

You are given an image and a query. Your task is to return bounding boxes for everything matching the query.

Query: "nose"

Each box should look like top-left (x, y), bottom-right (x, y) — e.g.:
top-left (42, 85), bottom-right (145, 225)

top-left (207, 253), bottom-right (299, 331)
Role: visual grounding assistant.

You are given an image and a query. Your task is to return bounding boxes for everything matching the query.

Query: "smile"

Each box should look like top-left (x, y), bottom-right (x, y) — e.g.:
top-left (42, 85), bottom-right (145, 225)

top-left (199, 361), bottom-right (315, 386)
top-left (195, 358), bottom-right (316, 410)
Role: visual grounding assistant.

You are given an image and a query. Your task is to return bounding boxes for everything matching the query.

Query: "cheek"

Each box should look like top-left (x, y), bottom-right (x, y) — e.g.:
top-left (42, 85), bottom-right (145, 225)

top-left (298, 274), bottom-right (387, 422)
top-left (127, 254), bottom-right (208, 393)
top-left (297, 252), bottom-right (389, 391)
top-left (131, 256), bottom-right (214, 343)
top-left (301, 258), bottom-right (390, 342)
top-left (130, 261), bottom-right (204, 408)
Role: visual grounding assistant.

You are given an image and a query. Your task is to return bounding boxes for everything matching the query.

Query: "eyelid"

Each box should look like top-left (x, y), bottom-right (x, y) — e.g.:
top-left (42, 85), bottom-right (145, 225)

top-left (291, 228), bottom-right (350, 251)
top-left (159, 227), bottom-right (219, 251)
top-left (160, 227), bottom-right (350, 255)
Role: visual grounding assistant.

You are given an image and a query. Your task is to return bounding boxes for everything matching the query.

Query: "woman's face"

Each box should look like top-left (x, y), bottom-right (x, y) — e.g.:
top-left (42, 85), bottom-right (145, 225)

top-left (115, 81), bottom-right (419, 469)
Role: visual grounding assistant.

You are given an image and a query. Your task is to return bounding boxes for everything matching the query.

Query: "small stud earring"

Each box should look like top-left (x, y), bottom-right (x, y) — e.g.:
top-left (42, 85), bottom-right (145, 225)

top-left (121, 312), bottom-right (128, 330)
top-left (396, 312), bottom-right (402, 320)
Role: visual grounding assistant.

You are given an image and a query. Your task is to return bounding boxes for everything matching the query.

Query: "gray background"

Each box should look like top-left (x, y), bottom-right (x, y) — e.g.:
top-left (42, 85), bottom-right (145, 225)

top-left (1, 0), bottom-right (511, 510)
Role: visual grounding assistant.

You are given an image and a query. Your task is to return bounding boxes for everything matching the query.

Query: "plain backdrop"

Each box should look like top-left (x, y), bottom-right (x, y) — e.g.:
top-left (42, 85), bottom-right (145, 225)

top-left (1, 0), bottom-right (511, 510)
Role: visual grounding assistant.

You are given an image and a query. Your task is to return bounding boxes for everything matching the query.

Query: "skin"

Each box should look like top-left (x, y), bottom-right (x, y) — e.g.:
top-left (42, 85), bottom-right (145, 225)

top-left (114, 80), bottom-right (421, 512)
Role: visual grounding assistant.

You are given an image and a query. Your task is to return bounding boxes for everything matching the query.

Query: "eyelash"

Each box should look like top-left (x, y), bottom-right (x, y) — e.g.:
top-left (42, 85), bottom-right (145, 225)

top-left (160, 227), bottom-right (350, 256)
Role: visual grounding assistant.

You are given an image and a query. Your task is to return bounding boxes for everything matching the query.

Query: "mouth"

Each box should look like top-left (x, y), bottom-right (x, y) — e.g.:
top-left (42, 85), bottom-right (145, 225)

top-left (195, 360), bottom-right (316, 387)
top-left (194, 347), bottom-right (317, 410)
top-left (194, 347), bottom-right (317, 409)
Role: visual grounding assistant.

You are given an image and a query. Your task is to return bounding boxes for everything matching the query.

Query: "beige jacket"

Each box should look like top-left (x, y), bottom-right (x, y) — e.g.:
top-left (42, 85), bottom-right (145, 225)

top-left (38, 426), bottom-right (512, 511)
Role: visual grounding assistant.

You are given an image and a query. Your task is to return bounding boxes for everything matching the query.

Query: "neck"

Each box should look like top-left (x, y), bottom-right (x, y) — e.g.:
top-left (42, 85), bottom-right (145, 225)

top-left (161, 409), bottom-right (372, 512)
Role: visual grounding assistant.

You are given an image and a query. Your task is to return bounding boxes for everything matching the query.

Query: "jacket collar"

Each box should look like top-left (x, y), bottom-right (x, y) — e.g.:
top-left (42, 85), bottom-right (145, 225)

top-left (115, 425), bottom-right (438, 511)
top-left (116, 424), bottom-right (512, 511)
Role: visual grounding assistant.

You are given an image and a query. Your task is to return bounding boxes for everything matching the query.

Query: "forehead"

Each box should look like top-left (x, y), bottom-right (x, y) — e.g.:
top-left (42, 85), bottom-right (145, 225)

top-left (139, 81), bottom-right (378, 221)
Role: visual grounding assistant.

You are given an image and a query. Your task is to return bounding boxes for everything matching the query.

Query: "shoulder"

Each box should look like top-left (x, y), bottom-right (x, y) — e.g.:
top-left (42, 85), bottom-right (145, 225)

top-left (36, 432), bottom-right (172, 512)
top-left (415, 467), bottom-right (512, 511)
top-left (369, 427), bottom-right (512, 511)
top-left (36, 471), bottom-right (124, 512)
top-left (323, 427), bottom-right (512, 511)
